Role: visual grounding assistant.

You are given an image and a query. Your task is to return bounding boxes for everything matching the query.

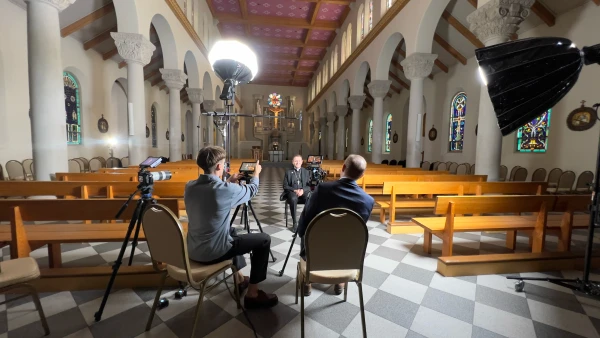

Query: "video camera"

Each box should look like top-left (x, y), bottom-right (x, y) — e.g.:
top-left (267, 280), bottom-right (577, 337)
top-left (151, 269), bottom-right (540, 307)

top-left (306, 155), bottom-right (326, 186)
top-left (138, 156), bottom-right (172, 188)
top-left (238, 162), bottom-right (256, 183)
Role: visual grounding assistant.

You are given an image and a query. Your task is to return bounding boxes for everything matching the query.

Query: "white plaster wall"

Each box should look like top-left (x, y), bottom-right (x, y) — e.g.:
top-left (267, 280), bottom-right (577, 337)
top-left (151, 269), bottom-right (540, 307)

top-left (424, 1), bottom-right (600, 178)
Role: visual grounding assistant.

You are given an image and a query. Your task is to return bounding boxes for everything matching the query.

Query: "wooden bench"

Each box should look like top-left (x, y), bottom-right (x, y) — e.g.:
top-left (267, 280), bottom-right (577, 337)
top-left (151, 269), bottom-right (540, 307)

top-left (0, 198), bottom-right (182, 268)
top-left (412, 195), bottom-right (556, 256)
top-left (55, 171), bottom-right (199, 182)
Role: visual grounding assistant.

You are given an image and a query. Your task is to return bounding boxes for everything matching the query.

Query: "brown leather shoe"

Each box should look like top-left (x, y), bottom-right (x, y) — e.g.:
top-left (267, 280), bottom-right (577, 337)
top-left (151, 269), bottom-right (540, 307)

top-left (334, 283), bottom-right (344, 295)
top-left (303, 284), bottom-right (312, 296)
top-left (244, 290), bottom-right (279, 309)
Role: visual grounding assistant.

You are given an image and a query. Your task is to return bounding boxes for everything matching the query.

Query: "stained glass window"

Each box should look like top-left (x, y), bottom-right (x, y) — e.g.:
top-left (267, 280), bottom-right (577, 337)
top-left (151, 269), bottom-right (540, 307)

top-left (516, 109), bottom-right (552, 152)
top-left (449, 92), bottom-right (467, 152)
top-left (368, 0), bottom-right (373, 30)
top-left (385, 114), bottom-right (392, 152)
top-left (64, 72), bottom-right (81, 145)
top-left (151, 104), bottom-right (157, 148)
top-left (368, 119), bottom-right (373, 152)
top-left (360, 11), bottom-right (365, 40)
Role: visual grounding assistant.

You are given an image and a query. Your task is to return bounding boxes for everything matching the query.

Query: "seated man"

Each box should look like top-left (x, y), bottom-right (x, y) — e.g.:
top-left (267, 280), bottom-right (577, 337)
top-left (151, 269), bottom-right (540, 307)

top-left (282, 154), bottom-right (312, 231)
top-left (296, 154), bottom-right (374, 296)
top-left (184, 146), bottom-right (278, 309)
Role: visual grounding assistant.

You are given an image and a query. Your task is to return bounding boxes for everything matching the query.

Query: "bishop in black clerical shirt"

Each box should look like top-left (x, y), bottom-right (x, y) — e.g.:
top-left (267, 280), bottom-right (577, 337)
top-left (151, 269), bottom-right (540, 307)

top-left (282, 155), bottom-right (311, 231)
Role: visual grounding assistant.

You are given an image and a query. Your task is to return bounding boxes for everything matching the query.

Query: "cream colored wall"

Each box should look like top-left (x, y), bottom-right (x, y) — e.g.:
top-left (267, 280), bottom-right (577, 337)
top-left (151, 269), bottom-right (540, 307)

top-left (424, 1), bottom-right (600, 178)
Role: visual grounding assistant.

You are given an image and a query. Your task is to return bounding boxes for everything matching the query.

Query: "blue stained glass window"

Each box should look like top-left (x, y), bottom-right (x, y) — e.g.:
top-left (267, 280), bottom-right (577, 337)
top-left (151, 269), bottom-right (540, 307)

top-left (360, 12), bottom-right (365, 40)
top-left (385, 114), bottom-right (392, 152)
top-left (449, 92), bottom-right (467, 152)
top-left (368, 0), bottom-right (373, 30)
top-left (368, 119), bottom-right (373, 152)
top-left (64, 72), bottom-right (81, 145)
top-left (151, 104), bottom-right (157, 148)
top-left (516, 109), bottom-right (552, 153)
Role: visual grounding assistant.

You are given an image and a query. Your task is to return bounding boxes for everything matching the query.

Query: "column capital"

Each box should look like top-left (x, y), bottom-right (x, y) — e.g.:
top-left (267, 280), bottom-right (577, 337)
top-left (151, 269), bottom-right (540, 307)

top-left (401, 53), bottom-right (438, 80)
top-left (368, 80), bottom-right (392, 98)
top-left (348, 95), bottom-right (366, 110)
top-left (160, 69), bottom-right (187, 90)
top-left (327, 111), bottom-right (336, 123)
top-left (186, 88), bottom-right (203, 104)
top-left (467, 0), bottom-right (534, 45)
top-left (336, 105), bottom-right (347, 117)
top-left (203, 100), bottom-right (215, 111)
top-left (25, 0), bottom-right (75, 11)
top-left (111, 32), bottom-right (155, 66)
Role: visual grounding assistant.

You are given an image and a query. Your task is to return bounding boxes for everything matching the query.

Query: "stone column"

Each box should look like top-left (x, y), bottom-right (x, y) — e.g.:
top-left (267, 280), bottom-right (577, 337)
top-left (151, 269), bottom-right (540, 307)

top-left (215, 108), bottom-right (225, 147)
top-left (401, 53), bottom-right (437, 168)
top-left (186, 88), bottom-right (203, 157)
top-left (319, 117), bottom-right (327, 156)
top-left (336, 105), bottom-right (347, 160)
top-left (160, 69), bottom-right (187, 161)
top-left (348, 95), bottom-right (366, 154)
top-left (25, 0), bottom-right (76, 180)
top-left (112, 32), bottom-right (156, 166)
top-left (326, 112), bottom-right (336, 160)
top-left (368, 80), bottom-right (391, 164)
top-left (467, 0), bottom-right (533, 181)
top-left (203, 100), bottom-right (215, 145)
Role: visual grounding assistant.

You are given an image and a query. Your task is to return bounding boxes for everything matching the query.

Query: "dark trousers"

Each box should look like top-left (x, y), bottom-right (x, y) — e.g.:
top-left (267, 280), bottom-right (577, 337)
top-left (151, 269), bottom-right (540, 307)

top-left (285, 191), bottom-right (308, 225)
top-left (196, 229), bottom-right (271, 284)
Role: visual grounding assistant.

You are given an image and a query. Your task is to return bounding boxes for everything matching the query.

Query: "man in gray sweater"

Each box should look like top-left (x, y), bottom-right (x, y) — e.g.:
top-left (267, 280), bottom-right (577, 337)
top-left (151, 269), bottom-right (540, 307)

top-left (185, 146), bottom-right (277, 309)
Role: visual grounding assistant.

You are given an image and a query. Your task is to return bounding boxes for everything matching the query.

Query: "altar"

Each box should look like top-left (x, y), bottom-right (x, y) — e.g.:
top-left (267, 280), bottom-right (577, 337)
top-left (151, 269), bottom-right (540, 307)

top-left (269, 151), bottom-right (284, 162)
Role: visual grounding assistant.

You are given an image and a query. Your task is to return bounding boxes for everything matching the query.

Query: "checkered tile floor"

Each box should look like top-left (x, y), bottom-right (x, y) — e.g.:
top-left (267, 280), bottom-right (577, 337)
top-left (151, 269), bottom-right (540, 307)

top-left (3, 166), bottom-right (600, 337)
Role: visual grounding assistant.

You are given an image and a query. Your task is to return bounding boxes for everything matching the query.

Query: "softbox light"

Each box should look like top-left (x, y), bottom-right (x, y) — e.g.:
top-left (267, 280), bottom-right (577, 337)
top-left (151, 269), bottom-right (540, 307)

top-left (208, 40), bottom-right (258, 85)
top-left (475, 37), bottom-right (600, 135)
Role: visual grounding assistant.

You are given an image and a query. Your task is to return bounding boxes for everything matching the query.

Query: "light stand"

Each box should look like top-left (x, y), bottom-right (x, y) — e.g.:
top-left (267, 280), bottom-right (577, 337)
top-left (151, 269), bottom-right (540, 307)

top-left (475, 37), bottom-right (600, 296)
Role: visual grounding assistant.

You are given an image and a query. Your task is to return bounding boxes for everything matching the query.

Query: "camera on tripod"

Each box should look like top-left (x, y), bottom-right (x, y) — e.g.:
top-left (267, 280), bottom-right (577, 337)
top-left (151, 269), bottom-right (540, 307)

top-left (306, 155), bottom-right (326, 186)
top-left (238, 162), bottom-right (256, 183)
top-left (137, 156), bottom-right (172, 187)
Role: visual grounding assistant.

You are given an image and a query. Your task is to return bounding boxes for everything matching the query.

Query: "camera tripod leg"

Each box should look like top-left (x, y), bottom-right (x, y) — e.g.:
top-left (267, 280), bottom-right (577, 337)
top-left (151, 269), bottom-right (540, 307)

top-left (94, 198), bottom-right (144, 322)
top-left (230, 204), bottom-right (242, 228)
top-left (278, 231), bottom-right (298, 277)
top-left (128, 213), bottom-right (145, 266)
top-left (247, 202), bottom-right (276, 263)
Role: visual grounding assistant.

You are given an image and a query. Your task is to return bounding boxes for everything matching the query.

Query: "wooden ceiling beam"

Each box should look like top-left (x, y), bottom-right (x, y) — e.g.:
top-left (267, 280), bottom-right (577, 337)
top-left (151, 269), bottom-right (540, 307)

top-left (260, 54), bottom-right (321, 61)
top-left (120, 55), bottom-right (162, 69)
top-left (467, 0), bottom-right (477, 7)
top-left (215, 14), bottom-right (339, 30)
top-left (151, 78), bottom-right (163, 87)
top-left (144, 69), bottom-right (161, 81)
top-left (83, 26), bottom-right (117, 50)
top-left (103, 47), bottom-right (119, 60)
top-left (239, 37), bottom-right (328, 48)
top-left (531, 1), bottom-right (555, 26)
top-left (248, 80), bottom-right (304, 87)
top-left (388, 71), bottom-right (410, 90)
top-left (302, 0), bottom-right (354, 4)
top-left (61, 2), bottom-right (115, 37)
top-left (594, 0), bottom-right (600, 5)
top-left (390, 84), bottom-right (401, 94)
top-left (434, 33), bottom-right (467, 65)
top-left (441, 11), bottom-right (483, 48)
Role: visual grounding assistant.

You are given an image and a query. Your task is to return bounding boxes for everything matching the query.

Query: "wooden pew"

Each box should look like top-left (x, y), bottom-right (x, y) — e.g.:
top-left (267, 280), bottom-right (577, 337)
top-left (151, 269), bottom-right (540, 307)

top-left (55, 171), bottom-right (199, 182)
top-left (412, 195), bottom-right (556, 256)
top-left (0, 198), bottom-right (181, 268)
top-left (540, 194), bottom-right (590, 251)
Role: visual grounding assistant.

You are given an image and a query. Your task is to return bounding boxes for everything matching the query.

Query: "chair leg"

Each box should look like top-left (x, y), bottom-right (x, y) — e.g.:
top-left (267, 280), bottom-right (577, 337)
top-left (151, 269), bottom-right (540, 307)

top-left (285, 201), bottom-right (288, 228)
top-left (191, 281), bottom-right (207, 338)
top-left (231, 267), bottom-right (242, 309)
top-left (25, 284), bottom-right (49, 336)
top-left (300, 275), bottom-right (305, 338)
top-left (344, 282), bottom-right (348, 301)
top-left (295, 263), bottom-right (299, 304)
top-left (146, 271), bottom-right (167, 331)
top-left (357, 282), bottom-right (367, 338)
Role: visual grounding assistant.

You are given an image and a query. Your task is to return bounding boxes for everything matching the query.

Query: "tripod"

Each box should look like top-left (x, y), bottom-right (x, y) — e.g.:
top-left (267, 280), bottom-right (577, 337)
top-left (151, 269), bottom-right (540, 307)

top-left (94, 185), bottom-right (156, 322)
top-left (230, 199), bottom-right (276, 263)
top-left (278, 226), bottom-right (299, 277)
top-left (507, 104), bottom-right (600, 297)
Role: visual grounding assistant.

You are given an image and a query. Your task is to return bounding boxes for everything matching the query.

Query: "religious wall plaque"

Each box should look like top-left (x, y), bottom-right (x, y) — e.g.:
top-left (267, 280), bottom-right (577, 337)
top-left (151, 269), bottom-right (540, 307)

top-left (166, 130), bottom-right (170, 140)
top-left (181, 133), bottom-right (185, 142)
top-left (567, 101), bottom-right (597, 131)
top-left (97, 115), bottom-right (109, 133)
top-left (146, 124), bottom-right (150, 138)
top-left (393, 131), bottom-right (398, 143)
top-left (428, 125), bottom-right (438, 141)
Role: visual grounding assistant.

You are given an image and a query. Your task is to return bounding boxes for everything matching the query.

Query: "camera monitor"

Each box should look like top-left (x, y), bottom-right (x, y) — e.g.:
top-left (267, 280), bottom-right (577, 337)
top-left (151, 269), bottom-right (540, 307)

top-left (307, 155), bottom-right (322, 164)
top-left (239, 162), bottom-right (256, 174)
top-left (140, 156), bottom-right (163, 168)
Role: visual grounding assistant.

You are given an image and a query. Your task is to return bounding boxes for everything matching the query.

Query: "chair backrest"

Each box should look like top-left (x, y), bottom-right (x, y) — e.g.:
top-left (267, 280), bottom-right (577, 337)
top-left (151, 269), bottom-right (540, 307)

top-left (305, 208), bottom-right (368, 279)
top-left (531, 168), bottom-right (547, 182)
top-left (448, 163), bottom-right (458, 174)
top-left (557, 171), bottom-right (576, 192)
top-left (142, 204), bottom-right (190, 273)
top-left (381, 160), bottom-right (389, 165)
top-left (89, 158), bottom-right (103, 172)
top-left (5, 160), bottom-right (25, 180)
top-left (0, 164), bottom-right (4, 180)
top-left (68, 159), bottom-right (82, 173)
top-left (509, 166), bottom-right (521, 181)
top-left (513, 167), bottom-right (528, 181)
top-left (22, 159), bottom-right (33, 176)
top-left (469, 164), bottom-right (475, 174)
top-left (437, 162), bottom-right (447, 171)
top-left (389, 160), bottom-right (397, 165)
top-left (547, 168), bottom-right (563, 184)
top-left (575, 171), bottom-right (594, 192)
top-left (421, 161), bottom-right (430, 171)
top-left (72, 158), bottom-right (85, 171)
top-left (431, 162), bottom-right (440, 170)
top-left (121, 157), bottom-right (129, 167)
top-left (78, 158), bottom-right (90, 171)
top-left (106, 157), bottom-right (122, 168)
top-left (499, 165), bottom-right (508, 181)
top-left (456, 164), bottom-right (468, 175)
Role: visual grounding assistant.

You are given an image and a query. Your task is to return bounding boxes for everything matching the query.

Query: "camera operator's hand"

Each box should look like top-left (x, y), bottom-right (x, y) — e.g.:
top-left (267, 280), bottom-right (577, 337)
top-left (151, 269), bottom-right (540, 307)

top-left (254, 160), bottom-right (262, 178)
top-left (228, 172), bottom-right (242, 183)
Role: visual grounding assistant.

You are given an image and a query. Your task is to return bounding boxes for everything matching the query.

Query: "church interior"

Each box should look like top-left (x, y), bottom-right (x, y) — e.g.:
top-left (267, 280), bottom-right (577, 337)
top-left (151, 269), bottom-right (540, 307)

top-left (2, 0), bottom-right (600, 337)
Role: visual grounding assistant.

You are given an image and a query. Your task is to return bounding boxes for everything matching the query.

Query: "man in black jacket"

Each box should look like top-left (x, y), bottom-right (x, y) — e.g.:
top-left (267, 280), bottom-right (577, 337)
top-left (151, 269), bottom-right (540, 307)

top-left (282, 155), bottom-right (311, 231)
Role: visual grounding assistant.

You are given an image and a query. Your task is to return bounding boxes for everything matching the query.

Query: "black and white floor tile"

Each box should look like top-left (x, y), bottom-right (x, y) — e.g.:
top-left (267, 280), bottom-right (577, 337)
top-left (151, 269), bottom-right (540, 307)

top-left (3, 166), bottom-right (600, 337)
